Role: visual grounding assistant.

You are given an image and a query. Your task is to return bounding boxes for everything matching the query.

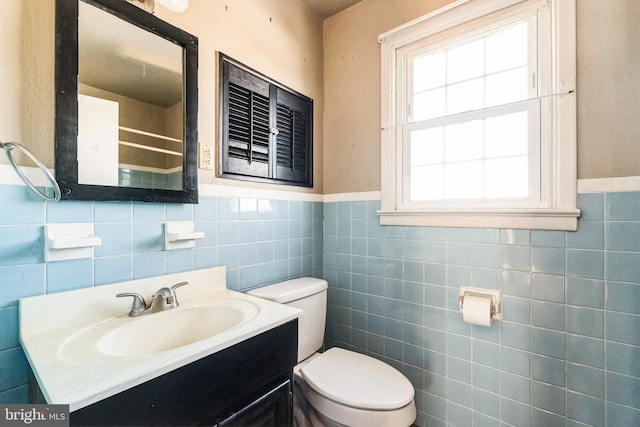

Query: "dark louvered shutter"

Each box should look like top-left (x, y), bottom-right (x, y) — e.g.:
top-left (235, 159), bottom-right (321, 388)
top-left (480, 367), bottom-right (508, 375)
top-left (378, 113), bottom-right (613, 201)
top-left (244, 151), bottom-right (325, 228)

top-left (220, 55), bottom-right (312, 187)
top-left (222, 62), bottom-right (270, 178)
top-left (274, 87), bottom-right (311, 184)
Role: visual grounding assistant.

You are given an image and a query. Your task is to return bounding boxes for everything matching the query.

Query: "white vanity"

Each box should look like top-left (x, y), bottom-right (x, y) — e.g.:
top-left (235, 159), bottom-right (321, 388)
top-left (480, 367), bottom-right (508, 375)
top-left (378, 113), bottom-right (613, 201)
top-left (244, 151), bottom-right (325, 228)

top-left (20, 266), bottom-right (300, 425)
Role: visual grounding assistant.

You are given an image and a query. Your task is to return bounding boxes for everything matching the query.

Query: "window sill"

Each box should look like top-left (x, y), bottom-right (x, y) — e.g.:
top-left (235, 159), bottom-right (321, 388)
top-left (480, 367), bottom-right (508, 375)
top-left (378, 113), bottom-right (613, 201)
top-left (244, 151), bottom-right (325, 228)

top-left (378, 208), bottom-right (581, 231)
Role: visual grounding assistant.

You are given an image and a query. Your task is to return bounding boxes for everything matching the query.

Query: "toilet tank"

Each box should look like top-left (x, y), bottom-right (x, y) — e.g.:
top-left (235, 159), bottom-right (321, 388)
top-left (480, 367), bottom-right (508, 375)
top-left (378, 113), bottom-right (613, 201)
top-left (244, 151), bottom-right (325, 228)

top-left (247, 278), bottom-right (328, 363)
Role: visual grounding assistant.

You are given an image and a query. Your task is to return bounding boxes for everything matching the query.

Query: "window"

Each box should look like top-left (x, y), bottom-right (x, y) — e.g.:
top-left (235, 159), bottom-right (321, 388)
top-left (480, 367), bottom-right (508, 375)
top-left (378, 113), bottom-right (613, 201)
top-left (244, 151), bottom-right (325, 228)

top-left (219, 54), bottom-right (313, 187)
top-left (379, 0), bottom-right (579, 230)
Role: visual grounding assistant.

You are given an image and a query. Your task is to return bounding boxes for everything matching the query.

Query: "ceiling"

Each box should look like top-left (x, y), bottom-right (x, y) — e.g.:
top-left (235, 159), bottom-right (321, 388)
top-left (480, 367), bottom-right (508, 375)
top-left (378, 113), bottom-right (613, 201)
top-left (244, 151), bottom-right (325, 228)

top-left (299, 0), bottom-right (362, 19)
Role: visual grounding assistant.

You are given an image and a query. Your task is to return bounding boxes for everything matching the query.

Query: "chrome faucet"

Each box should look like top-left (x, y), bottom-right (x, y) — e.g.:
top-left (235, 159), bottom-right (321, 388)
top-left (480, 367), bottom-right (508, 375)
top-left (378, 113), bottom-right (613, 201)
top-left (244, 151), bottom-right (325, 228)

top-left (117, 281), bottom-right (189, 317)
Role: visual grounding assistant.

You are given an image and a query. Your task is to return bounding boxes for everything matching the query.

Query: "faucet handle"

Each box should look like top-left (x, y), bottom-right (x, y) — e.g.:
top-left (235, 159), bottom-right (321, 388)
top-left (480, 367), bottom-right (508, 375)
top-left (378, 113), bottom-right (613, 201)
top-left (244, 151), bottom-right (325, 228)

top-left (168, 281), bottom-right (189, 306)
top-left (171, 281), bottom-right (189, 293)
top-left (116, 293), bottom-right (148, 317)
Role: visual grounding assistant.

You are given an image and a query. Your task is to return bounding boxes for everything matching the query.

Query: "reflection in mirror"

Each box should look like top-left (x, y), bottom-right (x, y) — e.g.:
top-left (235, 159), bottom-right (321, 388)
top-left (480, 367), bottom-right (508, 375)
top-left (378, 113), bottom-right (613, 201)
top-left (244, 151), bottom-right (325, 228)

top-left (78, 1), bottom-right (183, 190)
top-left (55, 0), bottom-right (198, 203)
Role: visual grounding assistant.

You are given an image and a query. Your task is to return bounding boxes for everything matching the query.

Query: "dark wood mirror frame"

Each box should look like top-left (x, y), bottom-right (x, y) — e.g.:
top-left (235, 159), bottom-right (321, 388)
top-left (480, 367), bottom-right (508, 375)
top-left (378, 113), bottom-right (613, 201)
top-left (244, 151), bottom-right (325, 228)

top-left (55, 0), bottom-right (199, 203)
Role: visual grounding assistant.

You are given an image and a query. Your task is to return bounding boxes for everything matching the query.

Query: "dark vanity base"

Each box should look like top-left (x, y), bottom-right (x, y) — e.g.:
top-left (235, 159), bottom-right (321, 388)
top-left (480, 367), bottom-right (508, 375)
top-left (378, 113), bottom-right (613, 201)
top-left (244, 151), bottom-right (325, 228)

top-left (32, 320), bottom-right (298, 426)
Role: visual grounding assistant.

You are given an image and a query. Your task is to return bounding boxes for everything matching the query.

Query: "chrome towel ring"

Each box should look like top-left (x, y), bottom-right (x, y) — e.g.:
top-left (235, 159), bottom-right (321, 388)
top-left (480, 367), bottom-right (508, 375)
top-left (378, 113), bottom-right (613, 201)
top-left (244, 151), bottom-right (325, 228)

top-left (0, 141), bottom-right (61, 202)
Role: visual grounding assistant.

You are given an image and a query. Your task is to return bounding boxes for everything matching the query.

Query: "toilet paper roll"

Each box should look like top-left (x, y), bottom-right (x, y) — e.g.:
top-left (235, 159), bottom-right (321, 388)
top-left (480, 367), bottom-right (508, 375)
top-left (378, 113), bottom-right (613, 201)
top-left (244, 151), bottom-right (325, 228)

top-left (462, 294), bottom-right (493, 327)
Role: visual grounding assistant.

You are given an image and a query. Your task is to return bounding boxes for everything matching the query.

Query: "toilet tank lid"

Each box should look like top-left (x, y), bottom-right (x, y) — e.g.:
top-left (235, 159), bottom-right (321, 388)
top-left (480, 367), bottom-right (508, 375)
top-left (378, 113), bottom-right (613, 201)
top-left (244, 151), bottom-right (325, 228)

top-left (247, 277), bottom-right (328, 303)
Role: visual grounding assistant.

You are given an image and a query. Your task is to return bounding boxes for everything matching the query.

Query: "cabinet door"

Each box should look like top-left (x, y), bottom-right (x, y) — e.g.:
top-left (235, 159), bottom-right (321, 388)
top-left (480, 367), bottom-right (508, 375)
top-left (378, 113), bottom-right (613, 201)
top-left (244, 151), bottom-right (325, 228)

top-left (222, 60), bottom-right (271, 179)
top-left (274, 87), bottom-right (312, 186)
top-left (217, 380), bottom-right (291, 427)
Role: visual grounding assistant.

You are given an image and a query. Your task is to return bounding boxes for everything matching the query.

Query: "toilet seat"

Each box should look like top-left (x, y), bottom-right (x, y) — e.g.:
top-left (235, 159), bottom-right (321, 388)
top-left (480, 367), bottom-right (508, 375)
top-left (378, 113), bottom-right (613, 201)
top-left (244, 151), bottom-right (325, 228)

top-left (300, 348), bottom-right (414, 410)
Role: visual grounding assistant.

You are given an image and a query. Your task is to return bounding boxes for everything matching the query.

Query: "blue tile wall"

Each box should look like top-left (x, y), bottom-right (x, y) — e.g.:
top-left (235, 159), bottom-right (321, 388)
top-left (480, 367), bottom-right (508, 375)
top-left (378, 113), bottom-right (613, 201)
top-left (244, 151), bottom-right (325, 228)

top-left (324, 193), bottom-right (640, 427)
top-left (0, 185), bottom-right (323, 403)
top-left (3, 183), bottom-right (640, 426)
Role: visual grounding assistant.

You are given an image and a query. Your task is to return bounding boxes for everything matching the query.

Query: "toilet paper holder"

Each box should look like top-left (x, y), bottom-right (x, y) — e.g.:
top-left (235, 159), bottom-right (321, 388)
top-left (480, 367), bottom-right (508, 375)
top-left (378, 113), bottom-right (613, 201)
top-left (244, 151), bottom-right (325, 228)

top-left (458, 287), bottom-right (503, 321)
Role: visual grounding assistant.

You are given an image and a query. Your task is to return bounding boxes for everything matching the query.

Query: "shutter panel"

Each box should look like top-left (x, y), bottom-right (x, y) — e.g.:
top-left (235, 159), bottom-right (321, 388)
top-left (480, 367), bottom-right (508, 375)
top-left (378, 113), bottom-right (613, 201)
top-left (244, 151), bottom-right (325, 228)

top-left (223, 63), bottom-right (270, 178)
top-left (274, 88), bottom-right (312, 185)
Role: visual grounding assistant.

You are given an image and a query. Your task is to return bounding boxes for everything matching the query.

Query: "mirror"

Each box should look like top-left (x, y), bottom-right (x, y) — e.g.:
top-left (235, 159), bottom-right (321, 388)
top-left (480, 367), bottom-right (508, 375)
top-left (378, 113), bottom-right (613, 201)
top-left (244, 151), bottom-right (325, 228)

top-left (55, 0), bottom-right (199, 203)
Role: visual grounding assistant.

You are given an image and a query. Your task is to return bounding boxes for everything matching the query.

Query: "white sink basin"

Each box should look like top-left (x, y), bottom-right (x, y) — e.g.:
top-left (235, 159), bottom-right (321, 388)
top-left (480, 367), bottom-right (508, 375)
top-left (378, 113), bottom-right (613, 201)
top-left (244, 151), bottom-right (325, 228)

top-left (97, 305), bottom-right (246, 357)
top-left (59, 298), bottom-right (259, 363)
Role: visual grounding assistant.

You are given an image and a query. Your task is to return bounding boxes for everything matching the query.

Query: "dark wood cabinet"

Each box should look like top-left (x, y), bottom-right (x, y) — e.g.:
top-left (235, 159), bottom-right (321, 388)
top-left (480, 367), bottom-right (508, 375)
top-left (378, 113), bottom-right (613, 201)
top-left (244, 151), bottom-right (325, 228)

top-left (30, 320), bottom-right (298, 426)
top-left (216, 379), bottom-right (291, 426)
top-left (219, 54), bottom-right (313, 188)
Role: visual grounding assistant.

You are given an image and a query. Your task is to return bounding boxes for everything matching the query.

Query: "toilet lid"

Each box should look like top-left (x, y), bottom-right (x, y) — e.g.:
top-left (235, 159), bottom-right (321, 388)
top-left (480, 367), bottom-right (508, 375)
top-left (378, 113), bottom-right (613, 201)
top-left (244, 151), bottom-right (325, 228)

top-left (300, 347), bottom-right (414, 410)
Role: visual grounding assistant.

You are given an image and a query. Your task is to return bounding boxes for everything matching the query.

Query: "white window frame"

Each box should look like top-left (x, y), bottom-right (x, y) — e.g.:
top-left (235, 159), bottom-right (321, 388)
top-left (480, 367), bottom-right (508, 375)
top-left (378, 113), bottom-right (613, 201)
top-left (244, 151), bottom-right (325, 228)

top-left (378, 0), bottom-right (579, 230)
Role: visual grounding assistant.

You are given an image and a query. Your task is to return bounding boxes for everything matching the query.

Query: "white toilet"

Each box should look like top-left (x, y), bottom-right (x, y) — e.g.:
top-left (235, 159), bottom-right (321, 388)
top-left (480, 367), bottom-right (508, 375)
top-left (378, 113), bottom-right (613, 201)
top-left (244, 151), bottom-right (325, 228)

top-left (248, 277), bottom-right (416, 427)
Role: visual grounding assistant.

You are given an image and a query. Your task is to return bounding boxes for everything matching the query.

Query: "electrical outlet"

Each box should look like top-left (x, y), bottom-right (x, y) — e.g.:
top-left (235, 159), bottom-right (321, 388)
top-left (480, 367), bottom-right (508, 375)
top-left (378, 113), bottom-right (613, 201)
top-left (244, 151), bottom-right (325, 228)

top-left (199, 143), bottom-right (213, 170)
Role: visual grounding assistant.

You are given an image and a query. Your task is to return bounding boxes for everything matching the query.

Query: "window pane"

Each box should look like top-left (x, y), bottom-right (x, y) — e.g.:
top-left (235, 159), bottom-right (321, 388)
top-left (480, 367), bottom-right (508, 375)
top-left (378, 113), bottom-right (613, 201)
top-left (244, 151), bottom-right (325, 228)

top-left (445, 161), bottom-right (483, 199)
top-left (445, 120), bottom-right (483, 162)
top-left (411, 165), bottom-right (444, 200)
top-left (486, 22), bottom-right (528, 74)
top-left (414, 88), bottom-right (446, 121)
top-left (485, 112), bottom-right (528, 158)
top-left (405, 17), bottom-right (537, 204)
top-left (484, 156), bottom-right (528, 198)
top-left (411, 127), bottom-right (444, 165)
top-left (413, 51), bottom-right (446, 92)
top-left (446, 78), bottom-right (484, 115)
top-left (486, 67), bottom-right (528, 107)
top-left (447, 39), bottom-right (484, 84)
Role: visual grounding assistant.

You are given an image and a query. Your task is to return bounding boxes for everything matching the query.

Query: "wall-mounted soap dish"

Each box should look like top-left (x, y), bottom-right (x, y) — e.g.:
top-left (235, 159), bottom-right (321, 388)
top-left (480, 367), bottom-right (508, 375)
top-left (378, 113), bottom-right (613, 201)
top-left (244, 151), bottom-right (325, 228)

top-left (45, 223), bottom-right (102, 262)
top-left (164, 221), bottom-right (204, 250)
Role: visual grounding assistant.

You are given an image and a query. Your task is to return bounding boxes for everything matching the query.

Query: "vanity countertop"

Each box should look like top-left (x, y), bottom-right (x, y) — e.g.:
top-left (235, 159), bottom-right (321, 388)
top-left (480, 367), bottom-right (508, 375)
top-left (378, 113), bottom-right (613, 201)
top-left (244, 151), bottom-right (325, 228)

top-left (19, 266), bottom-right (300, 412)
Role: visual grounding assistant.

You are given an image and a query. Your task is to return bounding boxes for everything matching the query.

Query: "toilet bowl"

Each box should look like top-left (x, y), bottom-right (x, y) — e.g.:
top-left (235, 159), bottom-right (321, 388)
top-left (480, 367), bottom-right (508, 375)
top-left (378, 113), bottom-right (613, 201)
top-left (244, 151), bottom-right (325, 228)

top-left (248, 278), bottom-right (416, 427)
top-left (294, 348), bottom-right (416, 427)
